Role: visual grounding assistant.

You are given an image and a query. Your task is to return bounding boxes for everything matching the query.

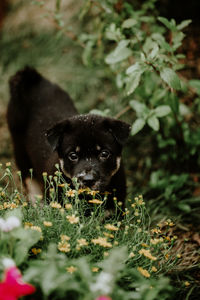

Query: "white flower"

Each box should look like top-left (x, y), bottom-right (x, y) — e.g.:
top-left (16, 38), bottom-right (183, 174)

top-left (2, 258), bottom-right (15, 268)
top-left (90, 272), bottom-right (113, 294)
top-left (0, 216), bottom-right (20, 232)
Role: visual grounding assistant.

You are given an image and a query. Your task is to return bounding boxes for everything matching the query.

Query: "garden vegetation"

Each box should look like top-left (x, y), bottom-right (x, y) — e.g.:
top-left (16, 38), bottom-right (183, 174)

top-left (0, 0), bottom-right (200, 299)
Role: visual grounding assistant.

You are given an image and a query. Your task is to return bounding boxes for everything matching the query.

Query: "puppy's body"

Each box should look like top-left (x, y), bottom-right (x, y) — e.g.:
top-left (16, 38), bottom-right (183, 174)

top-left (7, 67), bottom-right (130, 207)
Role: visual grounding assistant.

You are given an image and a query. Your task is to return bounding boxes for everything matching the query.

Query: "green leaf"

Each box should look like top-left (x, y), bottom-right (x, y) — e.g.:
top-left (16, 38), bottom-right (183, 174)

top-left (179, 103), bottom-right (191, 117)
top-left (177, 19), bottom-right (192, 30)
top-left (158, 17), bottom-right (176, 31)
top-left (122, 18), bottom-right (137, 28)
top-left (89, 109), bottom-right (110, 116)
top-left (129, 99), bottom-right (149, 117)
top-left (126, 62), bottom-right (142, 75)
top-left (177, 203), bottom-right (191, 213)
top-left (125, 64), bottom-right (146, 96)
top-left (131, 118), bottom-right (145, 135)
top-left (160, 68), bottom-right (181, 90)
top-left (125, 72), bottom-right (142, 95)
top-left (154, 105), bottom-right (171, 118)
top-left (147, 115), bottom-right (159, 131)
top-left (105, 40), bottom-right (132, 64)
top-left (189, 79), bottom-right (200, 95)
top-left (152, 33), bottom-right (172, 52)
top-left (14, 228), bottom-right (41, 265)
top-left (82, 40), bottom-right (95, 66)
top-left (169, 93), bottom-right (179, 114)
top-left (105, 23), bottom-right (123, 41)
top-left (172, 31), bottom-right (185, 50)
top-left (148, 43), bottom-right (159, 60)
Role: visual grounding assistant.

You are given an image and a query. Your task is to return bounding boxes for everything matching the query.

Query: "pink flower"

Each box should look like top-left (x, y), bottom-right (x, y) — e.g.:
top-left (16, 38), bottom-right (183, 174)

top-left (95, 296), bottom-right (112, 300)
top-left (0, 266), bottom-right (35, 300)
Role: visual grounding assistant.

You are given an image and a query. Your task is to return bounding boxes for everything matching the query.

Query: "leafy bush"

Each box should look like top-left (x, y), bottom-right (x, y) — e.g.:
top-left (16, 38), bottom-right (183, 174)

top-left (77, 0), bottom-right (200, 217)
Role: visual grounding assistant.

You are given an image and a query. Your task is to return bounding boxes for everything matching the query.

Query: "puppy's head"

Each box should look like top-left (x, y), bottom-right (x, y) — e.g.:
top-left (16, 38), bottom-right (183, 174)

top-left (46, 114), bottom-right (130, 191)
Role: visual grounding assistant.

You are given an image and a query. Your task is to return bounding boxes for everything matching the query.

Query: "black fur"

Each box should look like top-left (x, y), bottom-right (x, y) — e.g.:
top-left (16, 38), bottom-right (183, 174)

top-left (7, 67), bottom-right (130, 208)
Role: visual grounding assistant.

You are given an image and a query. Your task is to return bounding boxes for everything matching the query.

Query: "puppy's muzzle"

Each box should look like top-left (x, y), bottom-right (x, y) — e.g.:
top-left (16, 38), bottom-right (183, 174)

top-left (76, 170), bottom-right (98, 189)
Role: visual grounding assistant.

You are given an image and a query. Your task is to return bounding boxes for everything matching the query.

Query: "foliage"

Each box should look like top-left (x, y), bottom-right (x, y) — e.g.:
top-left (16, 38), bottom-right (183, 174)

top-left (76, 0), bottom-right (200, 218)
top-left (0, 0), bottom-right (200, 299)
top-left (0, 164), bottom-right (180, 299)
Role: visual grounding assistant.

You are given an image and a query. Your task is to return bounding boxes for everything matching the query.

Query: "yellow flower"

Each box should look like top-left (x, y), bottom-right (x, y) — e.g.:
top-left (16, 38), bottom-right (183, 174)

top-left (87, 190), bottom-right (99, 196)
top-left (118, 201), bottom-right (123, 206)
top-left (137, 267), bottom-right (150, 278)
top-left (60, 208), bottom-right (65, 215)
top-left (150, 238), bottom-right (161, 245)
top-left (103, 232), bottom-right (114, 239)
top-left (30, 226), bottom-right (42, 232)
top-left (43, 221), bottom-right (53, 227)
top-left (66, 215), bottom-right (79, 224)
top-left (77, 238), bottom-right (88, 247)
top-left (24, 222), bottom-right (33, 228)
top-left (6, 162), bottom-right (11, 167)
top-left (104, 251), bottom-right (109, 257)
top-left (3, 202), bottom-right (18, 209)
top-left (165, 254), bottom-right (169, 260)
top-left (176, 253), bottom-right (182, 258)
top-left (65, 203), bottom-right (72, 210)
top-left (66, 266), bottom-right (77, 274)
top-left (139, 249), bottom-right (157, 261)
top-left (22, 202), bottom-right (28, 207)
top-left (184, 281), bottom-right (190, 287)
top-left (91, 237), bottom-right (112, 248)
top-left (169, 222), bottom-right (175, 227)
top-left (60, 234), bottom-right (70, 241)
top-left (151, 228), bottom-right (161, 234)
top-left (141, 243), bottom-right (149, 248)
top-left (78, 188), bottom-right (88, 194)
top-left (58, 183), bottom-right (65, 188)
top-left (88, 199), bottom-right (103, 204)
top-left (129, 252), bottom-right (135, 258)
top-left (92, 267), bottom-right (99, 272)
top-left (1, 192), bottom-right (6, 198)
top-left (50, 202), bottom-right (61, 209)
top-left (66, 190), bottom-right (76, 197)
top-left (58, 241), bottom-right (70, 253)
top-left (104, 224), bottom-right (119, 231)
top-left (31, 248), bottom-right (42, 255)
top-left (135, 195), bottom-right (145, 205)
top-left (151, 266), bottom-right (157, 272)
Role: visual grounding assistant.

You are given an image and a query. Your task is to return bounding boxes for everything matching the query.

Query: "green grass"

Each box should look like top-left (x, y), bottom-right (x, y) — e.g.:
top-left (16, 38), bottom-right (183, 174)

top-left (0, 163), bottom-right (181, 299)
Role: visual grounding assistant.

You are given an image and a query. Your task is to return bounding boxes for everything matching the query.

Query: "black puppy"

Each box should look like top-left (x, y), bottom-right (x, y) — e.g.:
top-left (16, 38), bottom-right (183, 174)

top-left (7, 67), bottom-right (130, 208)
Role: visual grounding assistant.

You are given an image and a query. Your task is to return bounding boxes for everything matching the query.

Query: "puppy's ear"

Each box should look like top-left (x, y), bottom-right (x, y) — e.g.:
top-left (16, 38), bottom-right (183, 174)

top-left (45, 120), bottom-right (70, 151)
top-left (104, 118), bottom-right (131, 145)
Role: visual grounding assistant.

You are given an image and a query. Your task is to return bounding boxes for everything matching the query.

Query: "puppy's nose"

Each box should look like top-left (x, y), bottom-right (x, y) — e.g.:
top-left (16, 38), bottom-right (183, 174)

top-left (82, 173), bottom-right (95, 188)
top-left (77, 172), bottom-right (96, 188)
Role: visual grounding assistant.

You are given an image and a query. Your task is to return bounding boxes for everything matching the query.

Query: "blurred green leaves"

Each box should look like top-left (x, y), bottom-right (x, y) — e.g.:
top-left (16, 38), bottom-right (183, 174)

top-left (130, 100), bottom-right (171, 135)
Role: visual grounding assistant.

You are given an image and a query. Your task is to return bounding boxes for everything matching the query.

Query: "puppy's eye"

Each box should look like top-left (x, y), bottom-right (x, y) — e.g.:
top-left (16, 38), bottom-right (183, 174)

top-left (99, 150), bottom-right (110, 160)
top-left (68, 152), bottom-right (78, 162)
